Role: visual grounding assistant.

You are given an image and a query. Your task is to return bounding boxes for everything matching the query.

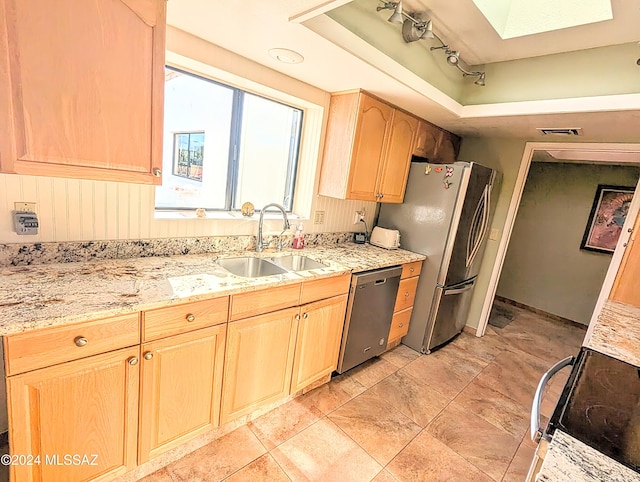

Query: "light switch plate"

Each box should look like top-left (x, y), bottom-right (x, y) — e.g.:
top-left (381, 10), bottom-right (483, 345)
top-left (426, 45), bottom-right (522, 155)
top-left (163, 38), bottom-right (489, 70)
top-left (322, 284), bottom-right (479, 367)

top-left (489, 228), bottom-right (500, 241)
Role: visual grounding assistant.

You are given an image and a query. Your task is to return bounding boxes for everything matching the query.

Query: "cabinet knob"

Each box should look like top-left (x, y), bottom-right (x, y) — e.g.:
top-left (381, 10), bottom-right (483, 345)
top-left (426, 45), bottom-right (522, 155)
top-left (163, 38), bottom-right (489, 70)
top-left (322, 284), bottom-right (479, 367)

top-left (410, 267), bottom-right (415, 273)
top-left (74, 336), bottom-right (88, 347)
top-left (399, 323), bottom-right (404, 328)
top-left (128, 357), bottom-right (139, 366)
top-left (380, 194), bottom-right (384, 199)
top-left (629, 228), bottom-right (633, 233)
top-left (404, 291), bottom-right (409, 297)
top-left (295, 314), bottom-right (301, 321)
top-left (152, 168), bottom-right (162, 177)
top-left (143, 351), bottom-right (154, 360)
top-left (186, 313), bottom-right (196, 322)
top-left (303, 313), bottom-right (309, 319)
top-left (623, 242), bottom-right (628, 247)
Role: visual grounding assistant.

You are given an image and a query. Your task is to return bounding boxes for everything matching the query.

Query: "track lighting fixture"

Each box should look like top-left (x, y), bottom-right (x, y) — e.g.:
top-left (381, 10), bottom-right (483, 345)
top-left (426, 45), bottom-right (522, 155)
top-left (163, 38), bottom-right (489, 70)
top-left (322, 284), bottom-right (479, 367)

top-left (376, 1), bottom-right (486, 86)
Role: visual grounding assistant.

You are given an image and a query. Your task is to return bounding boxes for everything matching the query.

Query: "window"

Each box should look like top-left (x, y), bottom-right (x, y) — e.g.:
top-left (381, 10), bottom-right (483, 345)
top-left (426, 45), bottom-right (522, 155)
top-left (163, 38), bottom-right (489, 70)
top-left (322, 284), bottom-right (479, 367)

top-left (173, 132), bottom-right (204, 181)
top-left (156, 67), bottom-right (303, 212)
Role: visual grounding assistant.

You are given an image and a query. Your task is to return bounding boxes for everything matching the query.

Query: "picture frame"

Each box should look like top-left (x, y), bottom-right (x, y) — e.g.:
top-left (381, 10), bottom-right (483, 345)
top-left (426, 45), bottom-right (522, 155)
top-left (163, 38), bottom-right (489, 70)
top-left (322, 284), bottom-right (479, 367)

top-left (580, 184), bottom-right (635, 254)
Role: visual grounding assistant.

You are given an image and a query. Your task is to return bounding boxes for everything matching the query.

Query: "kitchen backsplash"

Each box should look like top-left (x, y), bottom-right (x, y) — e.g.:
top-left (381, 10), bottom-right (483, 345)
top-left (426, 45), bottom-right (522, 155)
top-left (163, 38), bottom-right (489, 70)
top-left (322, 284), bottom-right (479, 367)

top-left (0, 232), bottom-right (355, 266)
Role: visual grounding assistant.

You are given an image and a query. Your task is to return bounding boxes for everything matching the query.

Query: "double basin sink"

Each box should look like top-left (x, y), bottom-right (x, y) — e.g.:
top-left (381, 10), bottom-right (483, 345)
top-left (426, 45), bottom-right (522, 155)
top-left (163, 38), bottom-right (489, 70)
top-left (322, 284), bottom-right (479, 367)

top-left (216, 255), bottom-right (328, 278)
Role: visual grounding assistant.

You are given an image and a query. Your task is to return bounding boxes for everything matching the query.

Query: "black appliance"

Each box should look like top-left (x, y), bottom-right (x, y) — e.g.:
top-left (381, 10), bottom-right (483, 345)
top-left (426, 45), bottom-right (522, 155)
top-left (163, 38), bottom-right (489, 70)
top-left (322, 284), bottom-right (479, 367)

top-left (540, 348), bottom-right (640, 473)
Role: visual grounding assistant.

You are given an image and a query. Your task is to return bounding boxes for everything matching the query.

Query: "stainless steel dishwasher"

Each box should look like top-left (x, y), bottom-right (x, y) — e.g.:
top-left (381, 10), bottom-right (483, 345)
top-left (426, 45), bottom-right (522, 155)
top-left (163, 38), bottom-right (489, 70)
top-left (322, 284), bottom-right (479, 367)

top-left (336, 265), bottom-right (402, 373)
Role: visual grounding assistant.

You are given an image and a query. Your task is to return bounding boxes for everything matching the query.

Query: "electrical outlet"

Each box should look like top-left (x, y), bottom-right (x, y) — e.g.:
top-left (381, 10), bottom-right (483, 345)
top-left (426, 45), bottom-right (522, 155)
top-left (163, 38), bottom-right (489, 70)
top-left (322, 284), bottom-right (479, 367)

top-left (489, 228), bottom-right (500, 241)
top-left (353, 210), bottom-right (365, 224)
top-left (14, 202), bottom-right (36, 213)
top-left (314, 210), bottom-right (325, 225)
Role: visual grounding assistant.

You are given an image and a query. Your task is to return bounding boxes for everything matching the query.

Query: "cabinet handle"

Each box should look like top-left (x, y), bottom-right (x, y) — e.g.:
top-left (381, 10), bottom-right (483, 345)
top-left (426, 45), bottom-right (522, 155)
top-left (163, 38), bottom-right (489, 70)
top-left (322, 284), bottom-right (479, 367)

top-left (74, 336), bottom-right (88, 347)
top-left (295, 314), bottom-right (301, 321)
top-left (303, 313), bottom-right (309, 319)
top-left (128, 357), bottom-right (139, 366)
top-left (143, 351), bottom-right (154, 360)
top-left (152, 168), bottom-right (162, 177)
top-left (186, 313), bottom-right (196, 322)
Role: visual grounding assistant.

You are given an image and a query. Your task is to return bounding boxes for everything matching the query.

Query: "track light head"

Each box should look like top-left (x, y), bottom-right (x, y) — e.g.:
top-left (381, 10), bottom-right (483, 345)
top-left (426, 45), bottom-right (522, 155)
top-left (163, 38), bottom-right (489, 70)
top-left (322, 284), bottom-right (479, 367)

top-left (474, 72), bottom-right (486, 86)
top-left (446, 51), bottom-right (460, 65)
top-left (388, 1), bottom-right (403, 23)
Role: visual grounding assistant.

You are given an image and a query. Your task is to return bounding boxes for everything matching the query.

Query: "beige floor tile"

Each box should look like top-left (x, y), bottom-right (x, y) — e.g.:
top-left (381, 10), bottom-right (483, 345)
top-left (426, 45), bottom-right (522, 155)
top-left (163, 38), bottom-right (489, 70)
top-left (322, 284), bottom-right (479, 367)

top-left (502, 441), bottom-right (536, 482)
top-left (302, 373), bottom-right (367, 415)
top-left (399, 345), bottom-right (483, 400)
top-left (138, 467), bottom-right (175, 482)
top-left (371, 469), bottom-right (398, 481)
top-left (248, 396), bottom-right (323, 449)
top-left (346, 357), bottom-right (399, 388)
top-left (271, 418), bottom-right (382, 482)
top-left (474, 347), bottom-right (550, 410)
top-left (380, 344), bottom-right (421, 368)
top-left (450, 331), bottom-right (506, 364)
top-left (168, 426), bottom-right (266, 482)
top-left (387, 430), bottom-right (493, 482)
top-left (454, 378), bottom-right (530, 439)
top-left (427, 402), bottom-right (520, 481)
top-left (224, 454), bottom-right (289, 482)
top-left (328, 390), bottom-right (422, 465)
top-left (367, 371), bottom-right (450, 427)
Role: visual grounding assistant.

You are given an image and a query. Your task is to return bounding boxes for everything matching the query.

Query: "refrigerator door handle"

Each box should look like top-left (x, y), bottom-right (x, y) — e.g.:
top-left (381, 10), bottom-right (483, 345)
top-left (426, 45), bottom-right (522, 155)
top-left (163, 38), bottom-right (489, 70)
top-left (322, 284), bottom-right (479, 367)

top-left (443, 281), bottom-right (475, 296)
top-left (466, 184), bottom-right (491, 268)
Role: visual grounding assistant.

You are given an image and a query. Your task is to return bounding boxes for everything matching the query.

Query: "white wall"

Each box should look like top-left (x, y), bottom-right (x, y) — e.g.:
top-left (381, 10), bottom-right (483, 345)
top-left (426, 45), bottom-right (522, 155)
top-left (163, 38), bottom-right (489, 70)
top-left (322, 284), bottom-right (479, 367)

top-left (0, 27), bottom-right (377, 244)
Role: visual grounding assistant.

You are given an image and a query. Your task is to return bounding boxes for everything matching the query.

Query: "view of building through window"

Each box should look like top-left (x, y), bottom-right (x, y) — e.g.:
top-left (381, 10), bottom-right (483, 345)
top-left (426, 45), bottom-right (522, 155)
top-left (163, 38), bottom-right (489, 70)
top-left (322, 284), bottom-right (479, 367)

top-left (155, 67), bottom-right (303, 212)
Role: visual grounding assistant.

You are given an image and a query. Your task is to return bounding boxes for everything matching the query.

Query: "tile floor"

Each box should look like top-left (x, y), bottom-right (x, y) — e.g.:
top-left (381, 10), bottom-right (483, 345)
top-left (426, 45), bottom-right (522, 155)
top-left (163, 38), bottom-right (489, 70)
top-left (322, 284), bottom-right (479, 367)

top-left (141, 301), bottom-right (586, 482)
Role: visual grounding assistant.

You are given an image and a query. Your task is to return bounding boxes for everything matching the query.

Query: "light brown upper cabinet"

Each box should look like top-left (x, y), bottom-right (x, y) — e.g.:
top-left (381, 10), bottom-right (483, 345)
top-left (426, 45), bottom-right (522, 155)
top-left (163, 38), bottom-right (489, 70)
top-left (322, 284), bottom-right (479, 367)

top-left (413, 119), bottom-right (461, 164)
top-left (319, 90), bottom-right (418, 203)
top-left (0, 0), bottom-right (166, 184)
top-left (610, 214), bottom-right (640, 306)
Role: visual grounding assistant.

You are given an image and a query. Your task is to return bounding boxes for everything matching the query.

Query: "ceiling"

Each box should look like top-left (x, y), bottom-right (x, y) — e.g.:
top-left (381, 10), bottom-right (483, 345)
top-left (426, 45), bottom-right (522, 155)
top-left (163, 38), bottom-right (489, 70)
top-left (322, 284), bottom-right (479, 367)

top-left (166, 0), bottom-right (640, 142)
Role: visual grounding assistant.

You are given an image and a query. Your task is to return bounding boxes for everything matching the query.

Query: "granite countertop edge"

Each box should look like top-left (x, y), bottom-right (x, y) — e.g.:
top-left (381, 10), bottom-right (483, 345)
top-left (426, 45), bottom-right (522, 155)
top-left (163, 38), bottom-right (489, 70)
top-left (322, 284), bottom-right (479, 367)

top-left (0, 243), bottom-right (425, 337)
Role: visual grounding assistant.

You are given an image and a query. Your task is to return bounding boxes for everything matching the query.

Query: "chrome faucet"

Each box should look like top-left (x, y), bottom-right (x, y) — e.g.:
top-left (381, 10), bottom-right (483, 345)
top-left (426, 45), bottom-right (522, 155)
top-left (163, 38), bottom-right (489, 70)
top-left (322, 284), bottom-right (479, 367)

top-left (257, 203), bottom-right (290, 252)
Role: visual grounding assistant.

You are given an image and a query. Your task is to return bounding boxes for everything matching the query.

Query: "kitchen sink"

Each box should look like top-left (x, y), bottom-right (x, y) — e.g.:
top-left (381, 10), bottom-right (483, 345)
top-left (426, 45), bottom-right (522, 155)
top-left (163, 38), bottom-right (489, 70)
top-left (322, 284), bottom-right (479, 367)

top-left (216, 257), bottom-right (288, 278)
top-left (269, 255), bottom-right (328, 271)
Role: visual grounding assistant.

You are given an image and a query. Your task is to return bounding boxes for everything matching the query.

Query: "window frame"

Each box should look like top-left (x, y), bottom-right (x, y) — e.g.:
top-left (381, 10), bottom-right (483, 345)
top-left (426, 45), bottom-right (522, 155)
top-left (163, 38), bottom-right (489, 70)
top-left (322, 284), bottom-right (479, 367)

top-left (157, 66), bottom-right (304, 213)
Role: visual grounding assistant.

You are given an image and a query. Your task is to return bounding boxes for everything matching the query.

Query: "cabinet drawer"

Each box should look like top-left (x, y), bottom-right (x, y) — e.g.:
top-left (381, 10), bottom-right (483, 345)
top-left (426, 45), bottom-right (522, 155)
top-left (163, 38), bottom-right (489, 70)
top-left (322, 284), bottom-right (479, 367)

top-left (394, 277), bottom-right (419, 312)
top-left (300, 273), bottom-right (351, 305)
top-left (4, 313), bottom-right (140, 376)
top-left (401, 261), bottom-right (422, 279)
top-left (389, 307), bottom-right (412, 342)
top-left (143, 297), bottom-right (228, 342)
top-left (230, 283), bottom-right (301, 321)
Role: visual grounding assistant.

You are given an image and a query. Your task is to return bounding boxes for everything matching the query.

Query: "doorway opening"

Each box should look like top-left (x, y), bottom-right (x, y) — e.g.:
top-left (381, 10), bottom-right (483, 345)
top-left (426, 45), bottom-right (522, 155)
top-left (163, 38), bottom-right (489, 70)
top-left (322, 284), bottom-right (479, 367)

top-left (477, 142), bottom-right (640, 344)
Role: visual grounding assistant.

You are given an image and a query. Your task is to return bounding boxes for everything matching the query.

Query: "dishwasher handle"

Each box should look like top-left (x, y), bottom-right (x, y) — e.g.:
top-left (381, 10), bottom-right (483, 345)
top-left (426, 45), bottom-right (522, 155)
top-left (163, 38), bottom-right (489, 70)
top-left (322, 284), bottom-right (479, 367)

top-left (530, 355), bottom-right (574, 442)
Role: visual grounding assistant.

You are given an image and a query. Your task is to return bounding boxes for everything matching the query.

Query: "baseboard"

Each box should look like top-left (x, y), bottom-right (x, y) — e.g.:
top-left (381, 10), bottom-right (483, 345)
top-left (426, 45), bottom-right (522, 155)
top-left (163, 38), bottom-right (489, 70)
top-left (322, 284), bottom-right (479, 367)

top-left (495, 296), bottom-right (588, 330)
top-left (462, 325), bottom-right (477, 335)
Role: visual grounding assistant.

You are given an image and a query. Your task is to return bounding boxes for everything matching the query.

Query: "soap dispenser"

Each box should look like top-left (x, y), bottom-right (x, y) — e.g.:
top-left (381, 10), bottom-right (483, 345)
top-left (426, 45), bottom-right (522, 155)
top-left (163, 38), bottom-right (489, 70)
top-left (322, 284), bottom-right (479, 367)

top-left (292, 223), bottom-right (304, 249)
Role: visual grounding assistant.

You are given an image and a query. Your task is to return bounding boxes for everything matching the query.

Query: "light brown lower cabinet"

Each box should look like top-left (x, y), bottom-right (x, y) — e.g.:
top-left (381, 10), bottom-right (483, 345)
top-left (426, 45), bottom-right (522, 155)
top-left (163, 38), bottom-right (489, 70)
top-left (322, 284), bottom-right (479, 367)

top-left (7, 346), bottom-right (140, 482)
top-left (138, 325), bottom-right (226, 463)
top-left (220, 307), bottom-right (300, 424)
top-left (290, 295), bottom-right (348, 393)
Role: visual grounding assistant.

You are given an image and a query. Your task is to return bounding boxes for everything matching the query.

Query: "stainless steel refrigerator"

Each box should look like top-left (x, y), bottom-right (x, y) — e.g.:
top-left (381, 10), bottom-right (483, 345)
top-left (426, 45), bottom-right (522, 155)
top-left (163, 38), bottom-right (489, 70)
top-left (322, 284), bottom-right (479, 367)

top-left (378, 161), bottom-right (497, 353)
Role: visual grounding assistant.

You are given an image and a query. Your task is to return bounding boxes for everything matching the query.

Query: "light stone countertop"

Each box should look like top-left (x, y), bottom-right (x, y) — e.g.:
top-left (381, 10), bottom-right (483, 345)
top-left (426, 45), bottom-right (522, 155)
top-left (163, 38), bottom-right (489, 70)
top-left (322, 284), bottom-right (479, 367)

top-left (0, 243), bottom-right (424, 337)
top-left (535, 299), bottom-right (640, 480)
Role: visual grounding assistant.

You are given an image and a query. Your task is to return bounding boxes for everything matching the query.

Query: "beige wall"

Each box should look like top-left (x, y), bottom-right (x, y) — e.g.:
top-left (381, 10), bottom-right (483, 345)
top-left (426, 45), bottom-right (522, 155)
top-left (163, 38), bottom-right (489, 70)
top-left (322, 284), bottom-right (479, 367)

top-left (497, 162), bottom-right (640, 324)
top-left (0, 27), bottom-right (377, 244)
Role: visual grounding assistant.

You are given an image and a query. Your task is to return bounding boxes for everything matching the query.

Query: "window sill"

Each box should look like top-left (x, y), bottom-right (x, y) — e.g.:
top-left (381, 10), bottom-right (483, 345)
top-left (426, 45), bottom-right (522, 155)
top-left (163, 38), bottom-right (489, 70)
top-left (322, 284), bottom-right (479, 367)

top-left (154, 210), bottom-right (304, 222)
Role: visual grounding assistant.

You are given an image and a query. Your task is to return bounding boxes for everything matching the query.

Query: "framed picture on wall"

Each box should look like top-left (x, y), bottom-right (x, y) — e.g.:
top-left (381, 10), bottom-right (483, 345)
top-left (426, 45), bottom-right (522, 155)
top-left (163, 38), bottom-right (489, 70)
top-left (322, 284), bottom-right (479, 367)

top-left (580, 184), bottom-right (635, 254)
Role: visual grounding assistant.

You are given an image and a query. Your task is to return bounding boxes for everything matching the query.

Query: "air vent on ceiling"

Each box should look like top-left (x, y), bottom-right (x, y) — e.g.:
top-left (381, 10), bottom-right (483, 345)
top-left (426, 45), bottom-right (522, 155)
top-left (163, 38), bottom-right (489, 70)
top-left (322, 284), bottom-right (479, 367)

top-left (537, 128), bottom-right (583, 136)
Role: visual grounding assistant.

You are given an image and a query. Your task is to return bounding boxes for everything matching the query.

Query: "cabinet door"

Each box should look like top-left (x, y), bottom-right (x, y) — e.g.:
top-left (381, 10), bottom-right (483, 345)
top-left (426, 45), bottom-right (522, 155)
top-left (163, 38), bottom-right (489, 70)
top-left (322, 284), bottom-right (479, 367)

top-left (413, 120), bottom-right (441, 159)
top-left (378, 110), bottom-right (419, 203)
top-left (0, 0), bottom-right (165, 184)
top-left (221, 307), bottom-right (299, 423)
top-left (7, 347), bottom-right (139, 482)
top-left (138, 325), bottom-right (226, 463)
top-left (611, 214), bottom-right (640, 306)
top-left (436, 130), bottom-right (461, 165)
top-left (291, 295), bottom-right (348, 393)
top-left (346, 94), bottom-right (394, 201)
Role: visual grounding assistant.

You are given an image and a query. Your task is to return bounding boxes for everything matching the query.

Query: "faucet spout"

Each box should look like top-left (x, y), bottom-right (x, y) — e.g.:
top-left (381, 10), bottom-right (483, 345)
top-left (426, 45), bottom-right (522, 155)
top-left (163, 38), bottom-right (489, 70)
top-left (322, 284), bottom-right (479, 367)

top-left (257, 203), bottom-right (290, 252)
